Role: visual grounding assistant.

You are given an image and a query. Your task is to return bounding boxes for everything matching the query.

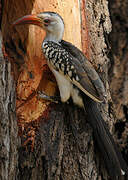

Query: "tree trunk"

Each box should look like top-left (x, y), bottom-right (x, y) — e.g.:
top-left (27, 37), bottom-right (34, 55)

top-left (108, 0), bottom-right (128, 162)
top-left (0, 33), bottom-right (18, 179)
top-left (0, 0), bottom-right (127, 180)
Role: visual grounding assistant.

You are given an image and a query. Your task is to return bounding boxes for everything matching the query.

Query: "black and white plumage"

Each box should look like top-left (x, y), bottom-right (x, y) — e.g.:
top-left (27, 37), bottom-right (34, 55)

top-left (13, 12), bottom-right (128, 179)
top-left (42, 40), bottom-right (105, 106)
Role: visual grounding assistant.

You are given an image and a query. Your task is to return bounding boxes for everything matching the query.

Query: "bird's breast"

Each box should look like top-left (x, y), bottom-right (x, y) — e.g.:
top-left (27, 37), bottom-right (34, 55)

top-left (42, 41), bottom-right (80, 82)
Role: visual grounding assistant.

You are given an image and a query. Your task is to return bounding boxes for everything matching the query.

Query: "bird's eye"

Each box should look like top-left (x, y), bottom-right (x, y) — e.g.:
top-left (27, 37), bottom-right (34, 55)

top-left (44, 19), bottom-right (51, 24)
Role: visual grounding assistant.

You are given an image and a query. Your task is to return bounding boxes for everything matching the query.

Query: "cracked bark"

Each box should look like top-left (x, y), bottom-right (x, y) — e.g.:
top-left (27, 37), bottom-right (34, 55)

top-left (0, 33), bottom-right (18, 179)
top-left (0, 0), bottom-right (127, 180)
top-left (109, 0), bottom-right (128, 166)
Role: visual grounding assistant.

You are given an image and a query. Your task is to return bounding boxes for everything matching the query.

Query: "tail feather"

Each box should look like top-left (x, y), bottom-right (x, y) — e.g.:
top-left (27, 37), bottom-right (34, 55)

top-left (83, 95), bottom-right (128, 179)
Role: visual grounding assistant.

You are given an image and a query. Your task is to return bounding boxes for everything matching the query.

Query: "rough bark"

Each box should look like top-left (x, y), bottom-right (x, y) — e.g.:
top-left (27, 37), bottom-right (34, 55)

top-left (0, 0), bottom-right (127, 180)
top-left (108, 0), bottom-right (128, 162)
top-left (0, 34), bottom-right (18, 179)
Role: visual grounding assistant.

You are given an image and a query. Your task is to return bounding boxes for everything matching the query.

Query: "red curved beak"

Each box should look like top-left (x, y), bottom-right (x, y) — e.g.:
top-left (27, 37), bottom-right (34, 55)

top-left (12, 14), bottom-right (42, 27)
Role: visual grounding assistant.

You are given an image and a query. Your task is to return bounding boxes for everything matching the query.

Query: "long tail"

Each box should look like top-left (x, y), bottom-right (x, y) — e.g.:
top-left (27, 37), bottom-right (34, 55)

top-left (83, 95), bottom-right (128, 179)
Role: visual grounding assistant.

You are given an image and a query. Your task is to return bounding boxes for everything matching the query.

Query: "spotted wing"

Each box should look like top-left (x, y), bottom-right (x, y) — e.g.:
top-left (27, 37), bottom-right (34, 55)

top-left (43, 41), bottom-right (106, 102)
top-left (60, 40), bottom-right (106, 102)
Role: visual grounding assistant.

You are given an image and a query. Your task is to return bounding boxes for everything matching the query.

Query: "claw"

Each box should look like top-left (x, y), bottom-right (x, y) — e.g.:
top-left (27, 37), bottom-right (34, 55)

top-left (37, 91), bottom-right (60, 103)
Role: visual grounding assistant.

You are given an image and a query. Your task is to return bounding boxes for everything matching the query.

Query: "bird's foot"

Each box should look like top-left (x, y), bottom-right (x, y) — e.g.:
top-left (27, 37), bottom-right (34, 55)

top-left (37, 91), bottom-right (61, 103)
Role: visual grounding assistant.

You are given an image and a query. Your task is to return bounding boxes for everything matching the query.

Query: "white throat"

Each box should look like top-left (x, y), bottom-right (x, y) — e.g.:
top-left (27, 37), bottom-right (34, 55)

top-left (44, 31), bottom-right (63, 42)
top-left (44, 20), bottom-right (64, 42)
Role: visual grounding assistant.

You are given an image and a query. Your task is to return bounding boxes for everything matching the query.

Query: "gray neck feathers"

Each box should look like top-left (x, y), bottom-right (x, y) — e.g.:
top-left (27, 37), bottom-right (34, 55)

top-left (44, 21), bottom-right (64, 42)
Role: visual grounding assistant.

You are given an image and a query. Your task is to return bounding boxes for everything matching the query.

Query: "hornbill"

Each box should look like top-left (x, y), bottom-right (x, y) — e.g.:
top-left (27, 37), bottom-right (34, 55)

top-left (13, 12), bottom-right (128, 179)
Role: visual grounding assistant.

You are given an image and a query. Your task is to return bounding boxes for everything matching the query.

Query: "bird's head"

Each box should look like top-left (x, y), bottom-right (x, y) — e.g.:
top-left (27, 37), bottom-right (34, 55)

top-left (13, 12), bottom-right (64, 42)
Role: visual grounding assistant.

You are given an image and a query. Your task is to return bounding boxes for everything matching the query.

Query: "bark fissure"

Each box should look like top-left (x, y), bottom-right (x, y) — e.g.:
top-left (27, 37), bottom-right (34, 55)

top-left (0, 38), bottom-right (18, 179)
